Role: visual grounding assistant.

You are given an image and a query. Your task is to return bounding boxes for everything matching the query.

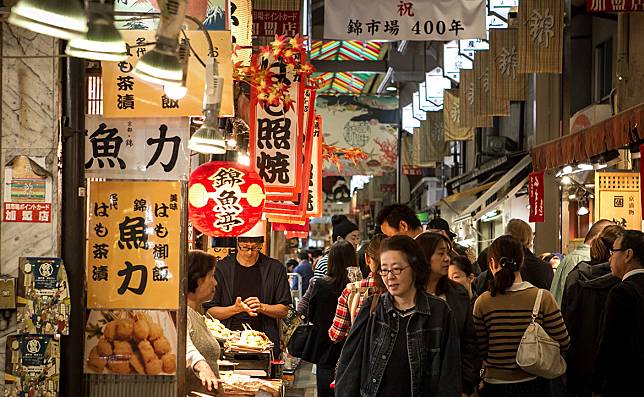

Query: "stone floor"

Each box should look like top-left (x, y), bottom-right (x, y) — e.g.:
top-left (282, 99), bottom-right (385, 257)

top-left (284, 362), bottom-right (316, 397)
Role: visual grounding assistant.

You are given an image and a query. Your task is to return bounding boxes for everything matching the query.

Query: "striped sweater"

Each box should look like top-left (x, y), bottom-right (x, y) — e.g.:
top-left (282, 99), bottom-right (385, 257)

top-left (473, 282), bottom-right (570, 382)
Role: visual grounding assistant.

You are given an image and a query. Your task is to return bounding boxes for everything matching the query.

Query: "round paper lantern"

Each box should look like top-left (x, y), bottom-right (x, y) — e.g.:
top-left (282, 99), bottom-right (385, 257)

top-left (188, 161), bottom-right (265, 237)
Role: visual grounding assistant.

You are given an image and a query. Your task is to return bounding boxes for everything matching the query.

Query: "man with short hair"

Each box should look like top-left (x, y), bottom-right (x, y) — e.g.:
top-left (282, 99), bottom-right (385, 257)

top-left (292, 251), bottom-right (313, 293)
top-left (550, 219), bottom-right (613, 305)
top-left (505, 218), bottom-right (554, 289)
top-left (375, 204), bottom-right (423, 238)
top-left (204, 223), bottom-right (292, 357)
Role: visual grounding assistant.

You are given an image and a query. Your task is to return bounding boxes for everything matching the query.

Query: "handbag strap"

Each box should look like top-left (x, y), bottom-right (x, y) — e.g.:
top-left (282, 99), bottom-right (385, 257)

top-left (531, 288), bottom-right (544, 322)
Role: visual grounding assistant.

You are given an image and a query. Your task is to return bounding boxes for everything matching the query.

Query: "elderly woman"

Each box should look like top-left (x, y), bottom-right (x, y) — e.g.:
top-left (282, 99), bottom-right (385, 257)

top-left (187, 250), bottom-right (220, 394)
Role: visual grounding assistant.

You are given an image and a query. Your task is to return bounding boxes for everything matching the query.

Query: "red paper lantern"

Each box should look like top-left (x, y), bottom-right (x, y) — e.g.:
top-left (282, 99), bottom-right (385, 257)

top-left (189, 161), bottom-right (265, 237)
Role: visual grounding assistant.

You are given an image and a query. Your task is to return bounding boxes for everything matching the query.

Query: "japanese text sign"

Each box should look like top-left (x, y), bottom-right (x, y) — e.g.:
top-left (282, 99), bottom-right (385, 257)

top-left (3, 155), bottom-right (52, 223)
top-left (85, 116), bottom-right (190, 180)
top-left (189, 162), bottom-right (266, 237)
top-left (324, 0), bottom-right (486, 41)
top-left (587, 0), bottom-right (644, 12)
top-left (87, 181), bottom-right (182, 309)
top-left (595, 172), bottom-right (642, 230)
top-left (528, 171), bottom-right (545, 223)
top-left (102, 30), bottom-right (234, 118)
top-left (253, 9), bottom-right (301, 37)
top-left (307, 115), bottom-right (323, 217)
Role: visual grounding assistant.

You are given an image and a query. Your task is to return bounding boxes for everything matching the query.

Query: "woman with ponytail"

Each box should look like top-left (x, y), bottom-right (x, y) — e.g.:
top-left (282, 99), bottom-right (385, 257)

top-left (473, 235), bottom-right (570, 397)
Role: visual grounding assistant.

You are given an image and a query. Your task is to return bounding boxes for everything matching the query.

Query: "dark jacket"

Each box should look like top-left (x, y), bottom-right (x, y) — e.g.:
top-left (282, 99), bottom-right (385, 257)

top-left (203, 254), bottom-right (292, 357)
top-left (335, 290), bottom-right (461, 397)
top-left (522, 248), bottom-right (554, 289)
top-left (301, 279), bottom-right (344, 366)
top-left (593, 272), bottom-right (644, 396)
top-left (444, 281), bottom-right (479, 395)
top-left (561, 262), bottom-right (618, 397)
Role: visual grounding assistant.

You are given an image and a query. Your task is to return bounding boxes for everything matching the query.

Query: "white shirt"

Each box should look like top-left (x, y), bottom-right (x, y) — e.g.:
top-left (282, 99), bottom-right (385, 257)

top-left (622, 268), bottom-right (644, 281)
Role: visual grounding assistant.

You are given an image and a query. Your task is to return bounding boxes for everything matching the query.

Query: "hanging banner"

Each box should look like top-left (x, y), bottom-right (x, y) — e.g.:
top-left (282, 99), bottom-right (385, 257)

top-left (587, 0), bottom-right (644, 12)
top-left (443, 89), bottom-right (473, 141)
top-left (490, 28), bottom-right (528, 102)
top-left (641, 145), bottom-right (644, 221)
top-left (84, 310), bottom-right (178, 376)
top-left (17, 257), bottom-right (70, 335)
top-left (324, 0), bottom-right (487, 41)
top-left (306, 115), bottom-right (323, 218)
top-left (188, 161), bottom-right (266, 237)
top-left (250, 78), bottom-right (305, 200)
top-left (518, 0), bottom-right (564, 73)
top-left (85, 116), bottom-right (190, 180)
top-left (595, 172), bottom-right (642, 230)
top-left (4, 335), bottom-right (60, 397)
top-left (230, 0), bottom-right (253, 64)
top-left (475, 51), bottom-right (509, 117)
top-left (2, 155), bottom-right (52, 223)
top-left (528, 171), bottom-right (545, 223)
top-left (102, 30), bottom-right (234, 118)
top-left (459, 69), bottom-right (492, 129)
top-left (87, 181), bottom-right (181, 309)
top-left (415, 112), bottom-right (450, 166)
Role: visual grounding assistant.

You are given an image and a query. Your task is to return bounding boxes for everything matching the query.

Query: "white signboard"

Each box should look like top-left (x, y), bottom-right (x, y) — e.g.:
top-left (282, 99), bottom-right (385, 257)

top-left (324, 0), bottom-right (486, 41)
top-left (425, 67), bottom-right (452, 105)
top-left (444, 41), bottom-right (473, 82)
top-left (85, 116), bottom-right (190, 180)
top-left (413, 92), bottom-right (427, 121)
top-left (419, 83), bottom-right (442, 111)
top-left (402, 104), bottom-right (421, 132)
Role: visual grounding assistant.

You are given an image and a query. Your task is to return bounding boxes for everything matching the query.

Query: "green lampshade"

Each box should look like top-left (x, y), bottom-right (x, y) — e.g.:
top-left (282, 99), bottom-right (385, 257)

top-left (65, 18), bottom-right (127, 62)
top-left (8, 0), bottom-right (88, 40)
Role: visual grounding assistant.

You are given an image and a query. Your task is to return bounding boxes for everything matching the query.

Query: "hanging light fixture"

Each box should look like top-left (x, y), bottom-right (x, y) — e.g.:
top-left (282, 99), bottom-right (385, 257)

top-left (8, 0), bottom-right (88, 40)
top-left (132, 0), bottom-right (186, 87)
top-left (188, 56), bottom-right (225, 154)
top-left (577, 205), bottom-right (589, 216)
top-left (163, 39), bottom-right (190, 100)
top-left (237, 150), bottom-right (251, 166)
top-left (65, 1), bottom-right (127, 62)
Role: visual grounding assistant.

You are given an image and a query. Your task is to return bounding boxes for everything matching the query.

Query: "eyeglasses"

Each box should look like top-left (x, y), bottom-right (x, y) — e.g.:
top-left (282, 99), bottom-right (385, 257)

top-left (610, 247), bottom-right (628, 255)
top-left (238, 244), bottom-right (262, 252)
top-left (378, 266), bottom-right (409, 276)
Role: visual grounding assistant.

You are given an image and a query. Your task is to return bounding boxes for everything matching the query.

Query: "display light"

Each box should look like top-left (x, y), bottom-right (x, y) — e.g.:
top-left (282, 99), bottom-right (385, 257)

top-left (188, 56), bottom-right (225, 154)
top-left (65, 2), bottom-right (127, 62)
top-left (562, 165), bottom-right (573, 175)
top-left (8, 0), bottom-right (88, 40)
top-left (132, 0), bottom-right (186, 87)
top-left (577, 163), bottom-right (594, 171)
top-left (237, 151), bottom-right (251, 166)
top-left (163, 40), bottom-right (190, 100)
top-left (577, 205), bottom-right (589, 216)
top-left (561, 175), bottom-right (572, 185)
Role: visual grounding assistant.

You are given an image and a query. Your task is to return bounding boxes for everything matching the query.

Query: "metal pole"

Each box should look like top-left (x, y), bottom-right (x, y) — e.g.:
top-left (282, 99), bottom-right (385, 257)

top-left (396, 82), bottom-right (403, 203)
top-left (59, 52), bottom-right (86, 397)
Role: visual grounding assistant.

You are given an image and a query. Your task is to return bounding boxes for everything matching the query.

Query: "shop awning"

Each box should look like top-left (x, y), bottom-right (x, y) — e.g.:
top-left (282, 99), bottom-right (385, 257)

top-left (471, 176), bottom-right (528, 222)
top-left (455, 154), bottom-right (532, 222)
top-left (531, 102), bottom-right (644, 172)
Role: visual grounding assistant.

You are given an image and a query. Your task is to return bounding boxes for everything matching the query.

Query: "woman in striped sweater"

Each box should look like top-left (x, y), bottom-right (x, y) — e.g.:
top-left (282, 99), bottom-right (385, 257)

top-left (473, 235), bottom-right (570, 397)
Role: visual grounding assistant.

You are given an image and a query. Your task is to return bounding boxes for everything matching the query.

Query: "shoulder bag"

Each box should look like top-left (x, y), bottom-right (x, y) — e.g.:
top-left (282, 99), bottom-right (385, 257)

top-left (516, 288), bottom-right (567, 379)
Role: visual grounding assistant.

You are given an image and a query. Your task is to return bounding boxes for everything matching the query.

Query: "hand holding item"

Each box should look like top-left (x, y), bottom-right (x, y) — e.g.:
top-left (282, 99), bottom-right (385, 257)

top-left (234, 297), bottom-right (257, 317)
top-left (243, 297), bottom-right (262, 313)
top-left (194, 360), bottom-right (220, 392)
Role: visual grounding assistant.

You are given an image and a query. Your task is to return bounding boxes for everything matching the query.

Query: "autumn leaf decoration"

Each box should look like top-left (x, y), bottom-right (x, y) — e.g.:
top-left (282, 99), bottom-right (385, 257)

top-left (234, 35), bottom-right (315, 109)
top-left (322, 143), bottom-right (369, 170)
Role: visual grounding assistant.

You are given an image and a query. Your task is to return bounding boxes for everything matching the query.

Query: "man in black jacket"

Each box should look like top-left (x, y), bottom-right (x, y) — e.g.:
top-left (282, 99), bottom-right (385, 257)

top-left (593, 230), bottom-right (644, 396)
top-left (204, 224), bottom-right (292, 357)
top-left (505, 219), bottom-right (554, 289)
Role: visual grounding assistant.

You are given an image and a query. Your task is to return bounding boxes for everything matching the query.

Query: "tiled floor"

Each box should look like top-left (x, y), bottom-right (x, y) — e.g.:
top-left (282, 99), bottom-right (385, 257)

top-left (284, 362), bottom-right (317, 397)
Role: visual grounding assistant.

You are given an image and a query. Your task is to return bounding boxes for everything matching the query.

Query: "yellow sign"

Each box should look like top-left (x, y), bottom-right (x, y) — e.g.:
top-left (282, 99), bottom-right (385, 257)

top-left (595, 172), bottom-right (642, 230)
top-left (102, 30), bottom-right (234, 118)
top-left (87, 181), bottom-right (182, 309)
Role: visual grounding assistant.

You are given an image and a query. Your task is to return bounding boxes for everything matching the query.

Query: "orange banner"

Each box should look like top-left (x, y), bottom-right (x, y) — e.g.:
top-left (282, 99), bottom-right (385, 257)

top-left (87, 181), bottom-right (182, 309)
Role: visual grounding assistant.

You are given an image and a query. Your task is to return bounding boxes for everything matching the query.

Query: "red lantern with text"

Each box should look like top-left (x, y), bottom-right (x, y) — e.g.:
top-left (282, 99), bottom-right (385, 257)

top-left (189, 161), bottom-right (266, 237)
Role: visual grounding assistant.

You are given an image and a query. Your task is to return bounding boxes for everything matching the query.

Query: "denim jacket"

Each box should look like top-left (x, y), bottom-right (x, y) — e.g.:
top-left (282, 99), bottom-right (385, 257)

top-left (335, 289), bottom-right (461, 397)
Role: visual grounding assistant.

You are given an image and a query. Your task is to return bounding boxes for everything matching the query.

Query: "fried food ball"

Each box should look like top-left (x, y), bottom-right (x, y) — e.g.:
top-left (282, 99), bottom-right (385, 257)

top-left (138, 340), bottom-right (157, 363)
top-left (161, 353), bottom-right (176, 373)
top-left (103, 320), bottom-right (118, 341)
top-left (115, 319), bottom-right (134, 340)
top-left (153, 336), bottom-right (171, 355)
top-left (87, 346), bottom-right (107, 372)
top-left (133, 318), bottom-right (150, 342)
top-left (96, 338), bottom-right (113, 357)
top-left (148, 322), bottom-right (163, 341)
top-left (107, 359), bottom-right (131, 374)
top-left (113, 340), bottom-right (133, 359)
top-left (144, 358), bottom-right (162, 375)
top-left (129, 353), bottom-right (145, 375)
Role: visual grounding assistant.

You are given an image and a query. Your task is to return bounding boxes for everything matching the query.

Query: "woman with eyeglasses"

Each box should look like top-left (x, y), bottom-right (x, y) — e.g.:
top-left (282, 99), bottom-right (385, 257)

top-left (335, 235), bottom-right (461, 397)
top-left (416, 232), bottom-right (479, 397)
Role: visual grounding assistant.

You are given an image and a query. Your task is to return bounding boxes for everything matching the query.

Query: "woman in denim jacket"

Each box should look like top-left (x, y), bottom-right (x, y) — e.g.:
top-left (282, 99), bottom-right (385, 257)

top-left (335, 235), bottom-right (462, 397)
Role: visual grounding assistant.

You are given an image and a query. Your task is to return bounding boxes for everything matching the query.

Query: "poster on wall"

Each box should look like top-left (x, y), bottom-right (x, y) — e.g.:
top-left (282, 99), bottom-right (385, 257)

top-left (84, 310), bottom-right (177, 376)
top-left (114, 0), bottom-right (229, 30)
top-left (315, 96), bottom-right (399, 177)
top-left (4, 335), bottom-right (60, 396)
top-left (3, 155), bottom-right (52, 223)
top-left (86, 181), bottom-right (182, 309)
top-left (595, 172), bottom-right (642, 230)
top-left (85, 116), bottom-right (190, 180)
top-left (17, 257), bottom-right (70, 335)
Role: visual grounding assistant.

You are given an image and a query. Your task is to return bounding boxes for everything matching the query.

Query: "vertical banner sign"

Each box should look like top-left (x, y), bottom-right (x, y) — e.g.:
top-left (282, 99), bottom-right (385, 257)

top-left (595, 172), bottom-right (642, 230)
top-left (230, 0), bottom-right (253, 64)
top-left (324, 0), bottom-right (487, 41)
top-left (490, 28), bottom-right (528, 102)
top-left (475, 51), bottom-right (509, 117)
top-left (102, 30), bottom-right (234, 118)
top-left (188, 161), bottom-right (266, 237)
top-left (87, 181), bottom-right (181, 309)
top-left (306, 116), bottom-right (323, 218)
top-left (414, 113), bottom-right (449, 166)
top-left (518, 0), bottom-right (564, 73)
top-left (459, 69), bottom-right (492, 129)
top-left (641, 145), bottom-right (644, 221)
top-left (249, 77), bottom-right (305, 201)
top-left (443, 89), bottom-right (473, 141)
top-left (85, 116), bottom-right (190, 180)
top-left (528, 171), bottom-right (545, 223)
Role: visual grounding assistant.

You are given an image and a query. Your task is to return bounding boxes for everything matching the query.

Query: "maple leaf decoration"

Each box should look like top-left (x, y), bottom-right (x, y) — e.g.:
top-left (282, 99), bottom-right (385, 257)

top-left (322, 143), bottom-right (368, 171)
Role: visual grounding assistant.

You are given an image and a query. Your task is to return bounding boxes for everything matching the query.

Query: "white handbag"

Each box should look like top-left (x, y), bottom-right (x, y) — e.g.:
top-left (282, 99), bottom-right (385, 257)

top-left (516, 288), bottom-right (567, 379)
